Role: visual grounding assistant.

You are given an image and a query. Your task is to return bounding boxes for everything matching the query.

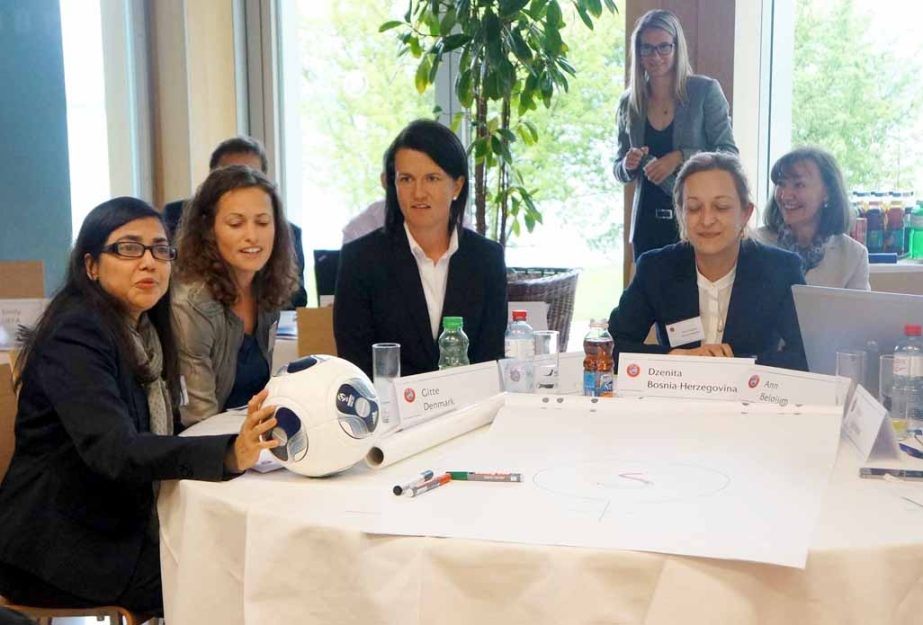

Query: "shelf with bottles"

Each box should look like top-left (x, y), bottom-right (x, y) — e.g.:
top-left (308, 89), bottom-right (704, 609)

top-left (849, 190), bottom-right (923, 260)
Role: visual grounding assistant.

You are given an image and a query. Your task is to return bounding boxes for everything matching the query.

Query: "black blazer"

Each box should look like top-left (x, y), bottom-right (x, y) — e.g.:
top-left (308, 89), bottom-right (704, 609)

top-left (162, 199), bottom-right (308, 308)
top-left (334, 226), bottom-right (508, 377)
top-left (0, 304), bottom-right (233, 604)
top-left (608, 240), bottom-right (808, 371)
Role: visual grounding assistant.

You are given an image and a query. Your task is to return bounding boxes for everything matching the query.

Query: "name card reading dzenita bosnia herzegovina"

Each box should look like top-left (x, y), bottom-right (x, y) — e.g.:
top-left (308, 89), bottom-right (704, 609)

top-left (616, 353), bottom-right (755, 401)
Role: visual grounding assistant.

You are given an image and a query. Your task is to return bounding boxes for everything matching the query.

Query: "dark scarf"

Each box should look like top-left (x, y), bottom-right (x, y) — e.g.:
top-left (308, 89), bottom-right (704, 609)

top-left (127, 314), bottom-right (172, 436)
top-left (777, 225), bottom-right (828, 274)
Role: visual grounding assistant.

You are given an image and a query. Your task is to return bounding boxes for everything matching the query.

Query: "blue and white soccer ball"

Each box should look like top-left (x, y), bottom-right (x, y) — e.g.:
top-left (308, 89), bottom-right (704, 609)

top-left (264, 355), bottom-right (380, 477)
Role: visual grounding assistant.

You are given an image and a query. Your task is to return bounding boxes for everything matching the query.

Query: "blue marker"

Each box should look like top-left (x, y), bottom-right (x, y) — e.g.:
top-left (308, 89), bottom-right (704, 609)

top-left (393, 470), bottom-right (435, 496)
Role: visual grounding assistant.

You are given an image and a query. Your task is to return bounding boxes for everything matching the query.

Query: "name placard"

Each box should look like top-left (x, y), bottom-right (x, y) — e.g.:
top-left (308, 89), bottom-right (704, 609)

top-left (616, 353), bottom-right (755, 401)
top-left (0, 298), bottom-right (46, 349)
top-left (557, 352), bottom-right (584, 396)
top-left (393, 361), bottom-right (501, 430)
top-left (842, 384), bottom-right (900, 462)
top-left (737, 365), bottom-right (848, 408)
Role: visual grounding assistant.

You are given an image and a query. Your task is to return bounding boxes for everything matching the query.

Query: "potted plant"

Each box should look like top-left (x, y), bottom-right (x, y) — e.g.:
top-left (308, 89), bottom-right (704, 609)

top-left (382, 0), bottom-right (617, 346)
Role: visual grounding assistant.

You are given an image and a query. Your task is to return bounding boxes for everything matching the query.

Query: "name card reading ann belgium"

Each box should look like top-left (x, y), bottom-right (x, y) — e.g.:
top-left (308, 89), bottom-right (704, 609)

top-left (616, 353), bottom-right (755, 401)
top-left (393, 361), bottom-right (501, 429)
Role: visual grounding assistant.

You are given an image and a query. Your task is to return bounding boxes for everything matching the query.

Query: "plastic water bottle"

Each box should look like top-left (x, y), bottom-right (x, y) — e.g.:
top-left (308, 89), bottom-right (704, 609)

top-left (438, 316), bottom-right (469, 369)
top-left (583, 320), bottom-right (614, 397)
top-left (910, 203), bottom-right (923, 260)
top-left (504, 310), bottom-right (535, 393)
top-left (893, 324), bottom-right (923, 435)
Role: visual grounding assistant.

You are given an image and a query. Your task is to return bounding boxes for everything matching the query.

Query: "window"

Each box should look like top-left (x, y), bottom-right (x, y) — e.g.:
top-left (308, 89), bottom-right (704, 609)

top-left (502, 8), bottom-right (626, 345)
top-left (276, 0), bottom-right (434, 253)
top-left (275, 1), bottom-right (625, 346)
top-left (769, 0), bottom-right (923, 194)
top-left (60, 0), bottom-right (151, 238)
top-left (60, 0), bottom-right (110, 235)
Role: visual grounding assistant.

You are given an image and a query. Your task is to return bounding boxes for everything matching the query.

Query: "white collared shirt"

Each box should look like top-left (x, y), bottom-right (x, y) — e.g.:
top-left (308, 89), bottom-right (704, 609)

top-left (696, 265), bottom-right (736, 345)
top-left (404, 223), bottom-right (459, 340)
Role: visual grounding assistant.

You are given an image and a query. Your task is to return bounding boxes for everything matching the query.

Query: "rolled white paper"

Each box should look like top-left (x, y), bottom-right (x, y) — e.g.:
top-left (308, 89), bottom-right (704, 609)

top-left (365, 394), bottom-right (505, 469)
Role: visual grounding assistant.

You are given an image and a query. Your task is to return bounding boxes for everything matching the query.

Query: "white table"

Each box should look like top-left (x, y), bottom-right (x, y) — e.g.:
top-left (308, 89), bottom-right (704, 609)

top-left (159, 407), bottom-right (923, 625)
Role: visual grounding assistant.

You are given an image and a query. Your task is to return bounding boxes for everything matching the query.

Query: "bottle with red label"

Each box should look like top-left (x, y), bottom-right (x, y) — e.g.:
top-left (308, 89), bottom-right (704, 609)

top-left (583, 320), bottom-right (614, 397)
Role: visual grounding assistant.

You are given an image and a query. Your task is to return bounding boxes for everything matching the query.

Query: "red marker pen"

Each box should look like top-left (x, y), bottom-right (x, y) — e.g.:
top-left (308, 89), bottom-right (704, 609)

top-left (406, 473), bottom-right (452, 498)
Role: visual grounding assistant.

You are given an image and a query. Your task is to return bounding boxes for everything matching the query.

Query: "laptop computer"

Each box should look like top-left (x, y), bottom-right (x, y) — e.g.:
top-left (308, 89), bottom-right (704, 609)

top-left (793, 284), bottom-right (923, 375)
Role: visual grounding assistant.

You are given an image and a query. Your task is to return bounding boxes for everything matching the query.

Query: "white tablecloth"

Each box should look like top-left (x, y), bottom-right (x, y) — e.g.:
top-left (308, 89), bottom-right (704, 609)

top-left (159, 413), bottom-right (923, 625)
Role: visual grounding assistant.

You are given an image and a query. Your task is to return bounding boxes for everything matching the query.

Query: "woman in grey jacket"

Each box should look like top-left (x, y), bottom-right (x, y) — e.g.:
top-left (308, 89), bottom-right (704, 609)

top-left (614, 9), bottom-right (738, 260)
top-left (754, 147), bottom-right (870, 290)
top-left (173, 166), bottom-right (298, 425)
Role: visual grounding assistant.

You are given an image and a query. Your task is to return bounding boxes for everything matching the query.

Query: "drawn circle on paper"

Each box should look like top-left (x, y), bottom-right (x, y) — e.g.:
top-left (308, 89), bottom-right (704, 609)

top-left (532, 460), bottom-right (731, 504)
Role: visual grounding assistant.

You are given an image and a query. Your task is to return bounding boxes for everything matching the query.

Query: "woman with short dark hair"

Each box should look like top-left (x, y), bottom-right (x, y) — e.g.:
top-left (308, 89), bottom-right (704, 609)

top-left (609, 152), bottom-right (808, 371)
top-left (334, 119), bottom-right (507, 377)
top-left (0, 197), bottom-right (277, 614)
top-left (173, 165), bottom-right (297, 425)
top-left (755, 147), bottom-right (869, 289)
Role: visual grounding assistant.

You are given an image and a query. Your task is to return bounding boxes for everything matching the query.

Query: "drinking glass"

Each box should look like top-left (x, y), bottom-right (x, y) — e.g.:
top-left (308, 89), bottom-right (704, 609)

top-left (879, 354), bottom-right (894, 413)
top-left (533, 330), bottom-right (559, 394)
top-left (836, 349), bottom-right (867, 392)
top-left (372, 343), bottom-right (401, 433)
top-left (879, 354), bottom-right (908, 438)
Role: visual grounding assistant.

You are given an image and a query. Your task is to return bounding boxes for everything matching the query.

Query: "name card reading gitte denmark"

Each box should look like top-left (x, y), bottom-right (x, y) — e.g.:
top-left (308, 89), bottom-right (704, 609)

top-left (393, 361), bottom-right (501, 430)
top-left (616, 353), bottom-right (755, 401)
top-left (737, 365), bottom-right (848, 408)
top-left (842, 384), bottom-right (900, 462)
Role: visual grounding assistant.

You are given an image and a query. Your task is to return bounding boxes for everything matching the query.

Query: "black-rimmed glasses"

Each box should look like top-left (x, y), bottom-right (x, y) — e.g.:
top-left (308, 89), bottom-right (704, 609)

top-left (638, 43), bottom-right (675, 57)
top-left (102, 241), bottom-right (177, 261)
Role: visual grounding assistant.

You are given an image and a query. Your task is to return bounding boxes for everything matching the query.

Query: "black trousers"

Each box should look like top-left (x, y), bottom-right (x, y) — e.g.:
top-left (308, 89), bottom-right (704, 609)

top-left (632, 197), bottom-right (680, 261)
top-left (0, 534), bottom-right (163, 616)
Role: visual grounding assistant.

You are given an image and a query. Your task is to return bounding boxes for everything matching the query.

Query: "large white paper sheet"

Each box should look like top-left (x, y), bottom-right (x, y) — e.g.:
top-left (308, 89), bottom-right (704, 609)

top-left (177, 395), bottom-right (841, 568)
top-left (369, 395), bottom-right (841, 568)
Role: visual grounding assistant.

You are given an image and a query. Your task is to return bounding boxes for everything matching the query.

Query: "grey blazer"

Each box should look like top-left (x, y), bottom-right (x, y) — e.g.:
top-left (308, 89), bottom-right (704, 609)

top-left (172, 281), bottom-right (279, 425)
top-left (613, 74), bottom-right (738, 242)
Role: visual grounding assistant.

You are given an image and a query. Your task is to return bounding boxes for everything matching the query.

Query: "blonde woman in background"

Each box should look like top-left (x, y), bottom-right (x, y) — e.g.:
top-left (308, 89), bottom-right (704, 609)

top-left (614, 9), bottom-right (738, 260)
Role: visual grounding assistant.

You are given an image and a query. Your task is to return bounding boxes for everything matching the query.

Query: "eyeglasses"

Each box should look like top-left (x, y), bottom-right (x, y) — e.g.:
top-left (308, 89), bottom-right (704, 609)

top-left (638, 43), bottom-right (675, 57)
top-left (102, 241), bottom-right (177, 261)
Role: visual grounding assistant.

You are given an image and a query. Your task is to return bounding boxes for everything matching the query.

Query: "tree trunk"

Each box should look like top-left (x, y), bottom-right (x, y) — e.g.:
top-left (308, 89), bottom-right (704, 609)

top-left (497, 94), bottom-right (511, 247)
top-left (474, 91), bottom-right (488, 237)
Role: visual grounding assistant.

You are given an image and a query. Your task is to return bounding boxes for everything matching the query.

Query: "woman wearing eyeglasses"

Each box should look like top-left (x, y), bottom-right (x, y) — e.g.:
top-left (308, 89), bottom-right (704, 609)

top-left (0, 198), bottom-right (278, 614)
top-left (614, 9), bottom-right (738, 260)
top-left (172, 166), bottom-right (297, 425)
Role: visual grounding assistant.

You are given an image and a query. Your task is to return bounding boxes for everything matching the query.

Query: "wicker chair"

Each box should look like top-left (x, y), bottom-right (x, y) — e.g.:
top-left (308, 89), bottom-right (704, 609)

top-left (507, 268), bottom-right (580, 349)
top-left (0, 596), bottom-right (154, 625)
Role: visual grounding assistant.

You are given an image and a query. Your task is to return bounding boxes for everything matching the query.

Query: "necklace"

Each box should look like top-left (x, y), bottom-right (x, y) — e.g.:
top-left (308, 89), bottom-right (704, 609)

top-left (650, 99), bottom-right (672, 117)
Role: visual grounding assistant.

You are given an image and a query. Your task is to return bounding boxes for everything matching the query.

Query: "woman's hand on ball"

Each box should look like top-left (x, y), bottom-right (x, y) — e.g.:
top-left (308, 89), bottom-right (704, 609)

top-left (225, 389), bottom-right (280, 473)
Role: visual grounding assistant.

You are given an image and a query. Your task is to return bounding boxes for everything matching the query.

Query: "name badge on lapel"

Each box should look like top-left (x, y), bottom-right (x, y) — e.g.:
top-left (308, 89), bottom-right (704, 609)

top-left (665, 316), bottom-right (705, 348)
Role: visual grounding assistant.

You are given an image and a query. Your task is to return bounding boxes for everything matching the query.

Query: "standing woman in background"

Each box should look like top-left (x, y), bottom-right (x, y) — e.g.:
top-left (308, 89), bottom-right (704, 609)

top-left (173, 166), bottom-right (297, 426)
top-left (614, 9), bottom-right (738, 260)
top-left (754, 147), bottom-right (870, 290)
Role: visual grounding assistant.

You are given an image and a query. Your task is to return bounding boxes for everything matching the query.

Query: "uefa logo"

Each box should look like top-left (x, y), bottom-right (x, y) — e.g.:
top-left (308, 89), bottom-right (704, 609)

top-left (626, 363), bottom-right (640, 378)
top-left (748, 374), bottom-right (760, 388)
top-left (403, 388), bottom-right (416, 403)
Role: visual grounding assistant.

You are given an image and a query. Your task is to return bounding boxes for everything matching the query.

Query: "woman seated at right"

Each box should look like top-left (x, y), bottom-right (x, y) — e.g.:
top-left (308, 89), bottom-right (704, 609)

top-left (173, 165), bottom-right (297, 426)
top-left (753, 146), bottom-right (870, 290)
top-left (608, 152), bottom-right (808, 371)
